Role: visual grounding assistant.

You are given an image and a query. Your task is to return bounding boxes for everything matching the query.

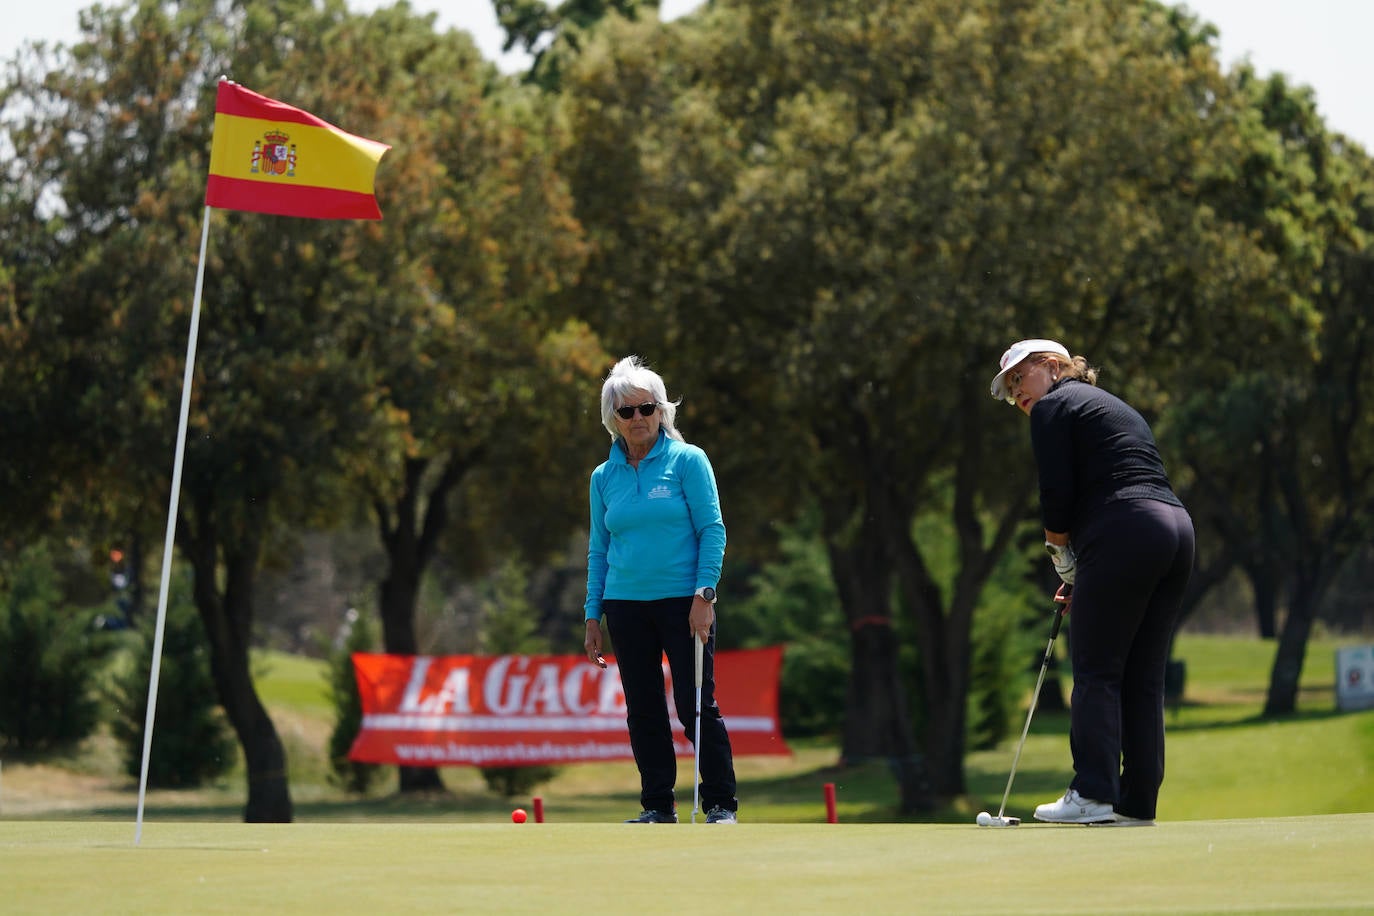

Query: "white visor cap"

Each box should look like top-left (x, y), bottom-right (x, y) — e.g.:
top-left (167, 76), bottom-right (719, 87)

top-left (990, 339), bottom-right (1071, 402)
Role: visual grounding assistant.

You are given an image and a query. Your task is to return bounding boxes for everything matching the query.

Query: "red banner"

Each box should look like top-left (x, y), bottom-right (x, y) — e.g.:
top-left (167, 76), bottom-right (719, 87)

top-left (348, 647), bottom-right (790, 767)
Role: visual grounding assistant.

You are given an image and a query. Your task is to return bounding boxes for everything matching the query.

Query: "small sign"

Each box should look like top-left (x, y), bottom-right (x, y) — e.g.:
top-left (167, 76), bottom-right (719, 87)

top-left (1335, 645), bottom-right (1374, 712)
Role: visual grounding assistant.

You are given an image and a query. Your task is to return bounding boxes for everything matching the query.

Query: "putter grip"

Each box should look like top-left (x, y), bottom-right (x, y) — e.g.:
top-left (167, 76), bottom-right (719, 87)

top-left (693, 635), bottom-right (704, 688)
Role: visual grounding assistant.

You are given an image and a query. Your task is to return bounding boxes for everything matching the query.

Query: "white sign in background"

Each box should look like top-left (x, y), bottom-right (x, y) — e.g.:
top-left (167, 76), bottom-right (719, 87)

top-left (1335, 645), bottom-right (1374, 712)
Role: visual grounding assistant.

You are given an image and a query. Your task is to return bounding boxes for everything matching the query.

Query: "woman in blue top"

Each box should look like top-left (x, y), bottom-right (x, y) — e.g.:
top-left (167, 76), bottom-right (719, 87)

top-left (583, 355), bottom-right (738, 824)
top-left (991, 339), bottom-right (1194, 826)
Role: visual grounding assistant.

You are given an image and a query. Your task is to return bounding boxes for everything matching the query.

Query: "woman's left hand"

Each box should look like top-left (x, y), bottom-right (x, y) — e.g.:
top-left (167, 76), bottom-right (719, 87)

top-left (1045, 540), bottom-right (1077, 585)
top-left (584, 619), bottom-right (607, 668)
top-left (689, 597), bottom-right (715, 644)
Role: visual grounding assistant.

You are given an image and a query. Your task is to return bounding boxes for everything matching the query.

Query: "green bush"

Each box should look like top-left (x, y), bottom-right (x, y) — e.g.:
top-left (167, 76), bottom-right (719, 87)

top-left (106, 573), bottom-right (236, 787)
top-left (0, 543), bottom-right (114, 753)
top-left (728, 502), bottom-right (1047, 749)
top-left (967, 606), bottom-right (1017, 752)
top-left (776, 639), bottom-right (849, 737)
top-left (726, 509), bottom-right (848, 737)
top-left (479, 558), bottom-right (559, 797)
top-left (327, 606), bottom-right (384, 795)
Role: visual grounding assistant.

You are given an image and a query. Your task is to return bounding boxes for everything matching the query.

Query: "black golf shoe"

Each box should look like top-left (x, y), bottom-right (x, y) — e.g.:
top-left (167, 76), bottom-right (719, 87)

top-left (704, 806), bottom-right (737, 824)
top-left (624, 809), bottom-right (678, 823)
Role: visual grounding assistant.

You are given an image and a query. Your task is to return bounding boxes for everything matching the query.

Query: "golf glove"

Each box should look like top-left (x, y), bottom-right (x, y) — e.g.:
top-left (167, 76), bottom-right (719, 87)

top-left (1045, 541), bottom-right (1077, 585)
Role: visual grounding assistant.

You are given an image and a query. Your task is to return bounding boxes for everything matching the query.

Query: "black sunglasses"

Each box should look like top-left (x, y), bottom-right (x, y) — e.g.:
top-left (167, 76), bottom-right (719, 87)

top-left (615, 402), bottom-right (658, 419)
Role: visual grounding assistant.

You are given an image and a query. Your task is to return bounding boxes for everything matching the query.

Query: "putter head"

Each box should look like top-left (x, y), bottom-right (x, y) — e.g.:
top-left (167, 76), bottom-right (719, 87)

top-left (977, 811), bottom-right (1020, 827)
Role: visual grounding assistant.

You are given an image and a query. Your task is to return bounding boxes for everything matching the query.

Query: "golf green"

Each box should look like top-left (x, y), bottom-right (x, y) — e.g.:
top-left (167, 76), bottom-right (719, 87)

top-left (2, 815), bottom-right (1370, 913)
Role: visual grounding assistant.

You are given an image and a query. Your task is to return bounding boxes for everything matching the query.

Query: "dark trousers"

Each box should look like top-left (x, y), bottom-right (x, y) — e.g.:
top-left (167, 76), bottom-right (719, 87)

top-left (603, 596), bottom-right (738, 814)
top-left (1068, 499), bottom-right (1194, 820)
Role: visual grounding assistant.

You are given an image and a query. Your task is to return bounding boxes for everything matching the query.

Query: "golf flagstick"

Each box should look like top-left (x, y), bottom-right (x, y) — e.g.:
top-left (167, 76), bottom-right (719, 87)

top-left (692, 633), bottom-right (704, 824)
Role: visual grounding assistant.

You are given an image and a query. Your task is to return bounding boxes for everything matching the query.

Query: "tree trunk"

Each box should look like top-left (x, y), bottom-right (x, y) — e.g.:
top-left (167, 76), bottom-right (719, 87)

top-left (379, 555), bottom-right (445, 793)
top-left (379, 553), bottom-right (422, 655)
top-left (827, 516), bottom-right (933, 814)
top-left (375, 455), bottom-right (466, 794)
top-left (1263, 587), bottom-right (1316, 715)
top-left (893, 550), bottom-right (971, 799)
top-left (1245, 559), bottom-right (1280, 639)
top-left (188, 532), bottom-right (293, 822)
top-left (889, 430), bottom-right (1025, 800)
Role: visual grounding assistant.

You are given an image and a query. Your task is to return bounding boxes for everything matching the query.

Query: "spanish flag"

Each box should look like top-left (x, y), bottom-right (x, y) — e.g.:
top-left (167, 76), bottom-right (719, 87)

top-left (205, 80), bottom-right (390, 220)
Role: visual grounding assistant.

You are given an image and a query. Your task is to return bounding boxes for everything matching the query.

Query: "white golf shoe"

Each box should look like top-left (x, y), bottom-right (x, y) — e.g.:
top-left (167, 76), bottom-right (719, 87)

top-left (1033, 788), bottom-right (1114, 824)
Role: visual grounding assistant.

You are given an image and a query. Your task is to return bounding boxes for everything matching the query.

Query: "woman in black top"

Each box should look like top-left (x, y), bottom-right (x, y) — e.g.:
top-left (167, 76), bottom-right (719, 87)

top-left (991, 339), bottom-right (1195, 826)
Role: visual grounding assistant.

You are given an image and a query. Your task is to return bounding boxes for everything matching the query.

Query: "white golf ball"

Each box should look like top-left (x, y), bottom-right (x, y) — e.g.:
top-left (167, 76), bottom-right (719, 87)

top-left (976, 811), bottom-right (993, 826)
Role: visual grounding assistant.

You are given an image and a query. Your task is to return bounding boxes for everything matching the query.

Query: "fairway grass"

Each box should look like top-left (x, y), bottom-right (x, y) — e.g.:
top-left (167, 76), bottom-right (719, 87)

top-left (6, 634), bottom-right (1373, 826)
top-left (2, 815), bottom-right (1371, 914)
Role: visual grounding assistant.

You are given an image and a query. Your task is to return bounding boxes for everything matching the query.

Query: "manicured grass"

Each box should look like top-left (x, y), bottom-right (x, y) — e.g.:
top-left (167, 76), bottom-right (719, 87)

top-left (2, 816), bottom-right (1371, 915)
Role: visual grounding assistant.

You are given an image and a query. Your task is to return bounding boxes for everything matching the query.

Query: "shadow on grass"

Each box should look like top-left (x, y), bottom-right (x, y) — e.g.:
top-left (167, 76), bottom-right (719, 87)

top-left (75, 787), bottom-right (650, 823)
top-left (1165, 704), bottom-right (1352, 732)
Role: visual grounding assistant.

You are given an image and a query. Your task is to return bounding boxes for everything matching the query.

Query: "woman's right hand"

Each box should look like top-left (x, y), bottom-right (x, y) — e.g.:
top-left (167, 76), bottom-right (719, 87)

top-left (584, 619), bottom-right (607, 668)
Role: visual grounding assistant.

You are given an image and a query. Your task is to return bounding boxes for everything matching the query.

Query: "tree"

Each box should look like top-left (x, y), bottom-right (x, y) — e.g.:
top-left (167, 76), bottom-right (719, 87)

top-left (1, 1), bottom-right (312, 813)
top-left (495, 0), bottom-right (660, 91)
top-left (555, 0), bottom-right (1317, 807)
top-left (1, 0), bottom-right (607, 816)
top-left (293, 4), bottom-right (603, 793)
top-left (0, 0), bottom-right (423, 819)
top-left (1158, 68), bottom-right (1374, 713)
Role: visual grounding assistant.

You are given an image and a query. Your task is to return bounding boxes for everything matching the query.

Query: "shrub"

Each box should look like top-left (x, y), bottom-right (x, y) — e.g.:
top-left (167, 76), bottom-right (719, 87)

top-left (327, 606), bottom-right (384, 795)
top-left (478, 558), bottom-right (559, 797)
top-left (726, 510), bottom-right (848, 737)
top-left (107, 572), bottom-right (237, 787)
top-left (965, 556), bottom-right (1047, 752)
top-left (0, 543), bottom-right (114, 753)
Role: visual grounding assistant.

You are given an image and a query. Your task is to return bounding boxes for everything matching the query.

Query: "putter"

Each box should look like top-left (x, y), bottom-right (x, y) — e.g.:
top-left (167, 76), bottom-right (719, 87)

top-left (978, 585), bottom-right (1071, 828)
top-left (691, 632), bottom-right (704, 824)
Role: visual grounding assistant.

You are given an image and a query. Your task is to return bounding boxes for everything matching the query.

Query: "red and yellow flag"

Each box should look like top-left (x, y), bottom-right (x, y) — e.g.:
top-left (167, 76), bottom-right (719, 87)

top-left (205, 80), bottom-right (390, 220)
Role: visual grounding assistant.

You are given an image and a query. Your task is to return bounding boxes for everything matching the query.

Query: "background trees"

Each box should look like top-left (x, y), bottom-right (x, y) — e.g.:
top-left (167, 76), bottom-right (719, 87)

top-left (0, 0), bottom-right (602, 817)
top-left (553, 0), bottom-right (1354, 804)
top-left (0, 544), bottom-right (114, 754)
top-left (1, 0), bottom-right (1370, 816)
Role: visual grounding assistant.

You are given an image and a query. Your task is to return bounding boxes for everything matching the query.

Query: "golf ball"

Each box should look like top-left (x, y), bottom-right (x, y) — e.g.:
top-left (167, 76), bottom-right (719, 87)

top-left (976, 811), bottom-right (993, 826)
top-left (512, 808), bottom-right (528, 824)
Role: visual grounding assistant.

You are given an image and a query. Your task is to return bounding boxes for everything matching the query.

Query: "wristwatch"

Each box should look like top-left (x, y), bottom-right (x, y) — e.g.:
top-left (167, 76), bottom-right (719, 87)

top-left (694, 587), bottom-right (717, 604)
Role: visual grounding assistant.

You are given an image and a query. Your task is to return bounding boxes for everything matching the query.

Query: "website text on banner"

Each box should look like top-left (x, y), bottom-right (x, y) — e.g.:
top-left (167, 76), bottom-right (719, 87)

top-left (348, 647), bottom-right (789, 767)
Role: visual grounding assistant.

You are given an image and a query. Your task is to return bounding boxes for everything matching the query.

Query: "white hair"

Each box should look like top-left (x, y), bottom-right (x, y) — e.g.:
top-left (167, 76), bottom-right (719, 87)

top-left (598, 355), bottom-right (683, 442)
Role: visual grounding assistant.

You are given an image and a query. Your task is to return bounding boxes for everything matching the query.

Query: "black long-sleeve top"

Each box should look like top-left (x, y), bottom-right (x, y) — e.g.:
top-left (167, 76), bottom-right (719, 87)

top-left (1029, 378), bottom-right (1183, 537)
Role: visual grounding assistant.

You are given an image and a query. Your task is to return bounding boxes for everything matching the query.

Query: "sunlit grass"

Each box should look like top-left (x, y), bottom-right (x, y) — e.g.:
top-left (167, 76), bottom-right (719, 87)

top-left (7, 632), bottom-right (1371, 825)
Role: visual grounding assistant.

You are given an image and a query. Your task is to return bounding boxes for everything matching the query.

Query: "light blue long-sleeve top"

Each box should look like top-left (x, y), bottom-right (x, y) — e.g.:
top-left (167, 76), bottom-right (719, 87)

top-left (584, 428), bottom-right (726, 622)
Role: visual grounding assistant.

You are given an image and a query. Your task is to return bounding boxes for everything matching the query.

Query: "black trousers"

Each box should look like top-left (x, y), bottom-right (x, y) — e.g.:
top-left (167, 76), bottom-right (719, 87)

top-left (603, 596), bottom-right (738, 814)
top-left (1068, 499), bottom-right (1195, 820)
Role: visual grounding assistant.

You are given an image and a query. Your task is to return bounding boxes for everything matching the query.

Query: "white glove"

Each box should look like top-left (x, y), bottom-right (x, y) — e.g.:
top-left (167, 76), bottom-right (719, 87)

top-left (1045, 541), bottom-right (1077, 585)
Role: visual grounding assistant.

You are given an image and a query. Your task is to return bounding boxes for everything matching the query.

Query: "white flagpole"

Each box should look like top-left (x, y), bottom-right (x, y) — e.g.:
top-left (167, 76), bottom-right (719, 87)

top-left (135, 204), bottom-right (214, 846)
